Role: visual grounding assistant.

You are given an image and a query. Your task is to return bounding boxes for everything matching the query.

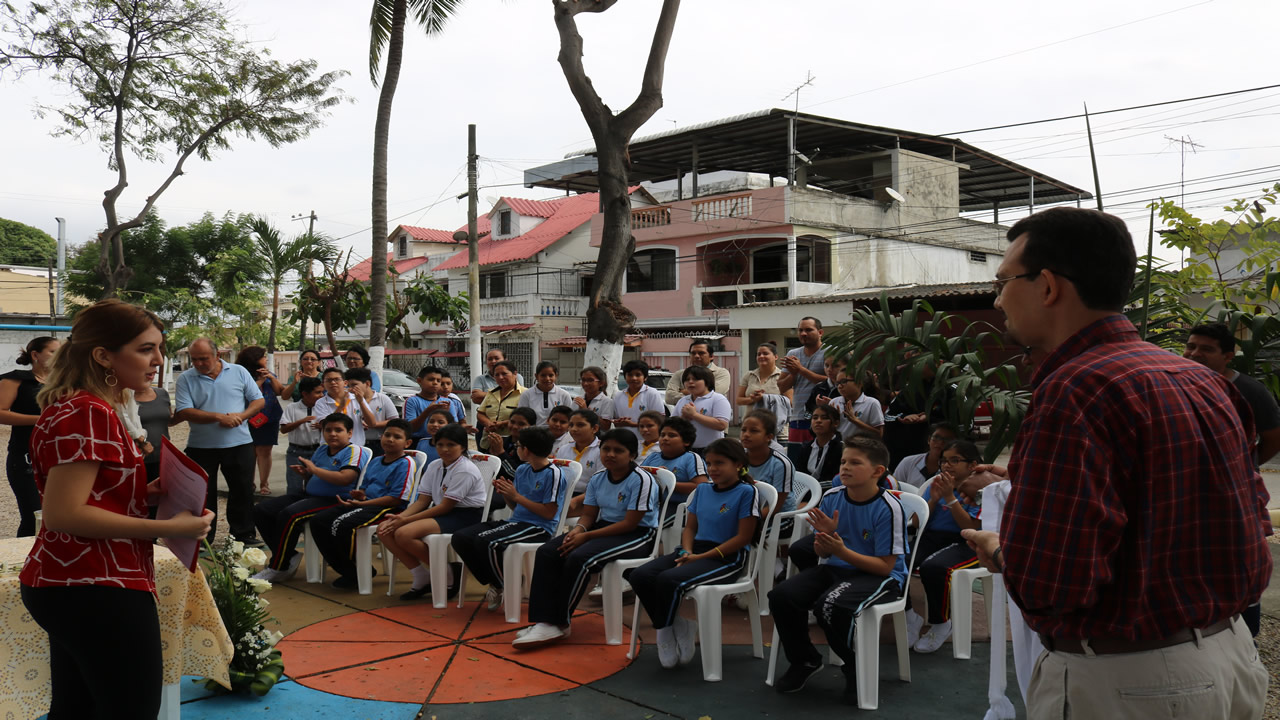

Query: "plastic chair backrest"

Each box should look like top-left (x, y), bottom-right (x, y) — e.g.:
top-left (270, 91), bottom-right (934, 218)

top-left (743, 482), bottom-right (779, 584)
top-left (399, 450), bottom-right (431, 500)
top-left (638, 466), bottom-right (677, 558)
top-left (548, 459), bottom-right (583, 535)
top-left (467, 453), bottom-right (502, 517)
top-left (891, 491), bottom-right (931, 573)
top-left (791, 473), bottom-right (822, 516)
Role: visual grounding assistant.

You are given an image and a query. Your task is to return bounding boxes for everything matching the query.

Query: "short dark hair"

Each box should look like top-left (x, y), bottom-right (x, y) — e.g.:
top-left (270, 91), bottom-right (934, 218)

top-left (548, 405), bottom-right (574, 421)
top-left (810, 404), bottom-right (841, 424)
top-left (622, 360), bottom-right (650, 377)
top-left (298, 376), bottom-right (322, 394)
top-left (598, 428), bottom-right (639, 457)
top-left (929, 421), bottom-right (960, 438)
top-left (660, 416), bottom-right (696, 448)
top-left (681, 364), bottom-right (715, 392)
top-left (1005, 207), bottom-right (1136, 312)
top-left (744, 409), bottom-right (777, 436)
top-left (942, 438), bottom-right (983, 464)
top-left (638, 409), bottom-right (666, 428)
top-left (432, 422), bottom-right (470, 449)
top-left (437, 367), bottom-right (452, 380)
top-left (510, 407), bottom-right (537, 425)
top-left (320, 412), bottom-right (353, 431)
top-left (383, 418), bottom-right (412, 437)
top-left (427, 408), bottom-right (453, 423)
top-left (321, 366), bottom-right (344, 379)
top-left (493, 360), bottom-right (518, 375)
top-left (517, 426), bottom-right (554, 457)
top-left (417, 365), bottom-right (442, 379)
top-left (1188, 322), bottom-right (1235, 354)
top-left (570, 408), bottom-right (600, 427)
top-left (344, 345), bottom-right (370, 365)
top-left (688, 340), bottom-right (713, 354)
top-left (704, 437), bottom-right (749, 469)
top-left (535, 360), bottom-right (559, 376)
top-left (344, 367), bottom-right (372, 383)
top-left (580, 366), bottom-right (606, 383)
top-left (799, 316), bottom-right (823, 330)
top-left (844, 435), bottom-right (890, 471)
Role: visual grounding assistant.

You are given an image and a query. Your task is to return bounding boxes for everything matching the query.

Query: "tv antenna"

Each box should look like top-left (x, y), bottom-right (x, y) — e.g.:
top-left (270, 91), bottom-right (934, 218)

top-left (782, 71), bottom-right (816, 114)
top-left (1163, 135), bottom-right (1203, 206)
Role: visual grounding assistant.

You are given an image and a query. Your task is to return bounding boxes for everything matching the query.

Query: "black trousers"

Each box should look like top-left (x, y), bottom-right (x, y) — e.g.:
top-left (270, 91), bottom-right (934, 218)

top-left (451, 520), bottom-right (550, 590)
top-left (768, 565), bottom-right (902, 667)
top-left (527, 524), bottom-right (655, 627)
top-left (628, 540), bottom-right (747, 629)
top-left (6, 448), bottom-right (40, 537)
top-left (187, 443), bottom-right (256, 542)
top-left (22, 584), bottom-right (162, 719)
top-left (308, 505), bottom-right (394, 578)
top-left (253, 493), bottom-right (343, 570)
top-left (909, 529), bottom-right (978, 624)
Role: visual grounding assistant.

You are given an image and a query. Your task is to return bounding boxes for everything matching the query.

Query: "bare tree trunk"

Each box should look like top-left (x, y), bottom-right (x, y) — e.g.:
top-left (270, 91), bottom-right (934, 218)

top-left (553, 0), bottom-right (680, 385)
top-left (268, 283), bottom-right (280, 353)
top-left (369, 0), bottom-right (406, 367)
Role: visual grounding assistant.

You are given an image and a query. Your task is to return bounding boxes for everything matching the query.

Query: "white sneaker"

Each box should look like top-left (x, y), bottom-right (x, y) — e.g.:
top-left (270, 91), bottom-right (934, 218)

top-left (484, 586), bottom-right (503, 612)
top-left (512, 622), bottom-right (568, 648)
top-left (673, 616), bottom-right (697, 666)
top-left (733, 593), bottom-right (750, 611)
top-left (282, 553), bottom-right (302, 580)
top-left (656, 627), bottom-right (679, 669)
top-left (913, 620), bottom-right (952, 654)
top-left (252, 568), bottom-right (282, 582)
top-left (905, 609), bottom-right (925, 647)
top-left (588, 583), bottom-right (604, 598)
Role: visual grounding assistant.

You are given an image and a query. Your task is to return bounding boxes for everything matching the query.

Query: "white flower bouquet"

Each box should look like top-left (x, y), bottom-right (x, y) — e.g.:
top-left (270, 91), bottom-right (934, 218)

top-left (199, 538), bottom-right (285, 696)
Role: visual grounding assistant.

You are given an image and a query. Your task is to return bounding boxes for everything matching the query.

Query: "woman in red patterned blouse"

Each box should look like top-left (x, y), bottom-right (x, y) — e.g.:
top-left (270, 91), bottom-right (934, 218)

top-left (19, 299), bottom-right (214, 719)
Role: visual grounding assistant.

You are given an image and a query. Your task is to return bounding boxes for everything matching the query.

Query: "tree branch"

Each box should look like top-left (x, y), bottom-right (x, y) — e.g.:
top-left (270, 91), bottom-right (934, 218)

top-left (614, 0), bottom-right (680, 138)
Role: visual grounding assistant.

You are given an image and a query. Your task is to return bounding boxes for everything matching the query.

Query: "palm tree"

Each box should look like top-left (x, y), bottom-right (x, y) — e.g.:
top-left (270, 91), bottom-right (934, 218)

top-left (368, 0), bottom-right (462, 365)
top-left (224, 217), bottom-right (338, 353)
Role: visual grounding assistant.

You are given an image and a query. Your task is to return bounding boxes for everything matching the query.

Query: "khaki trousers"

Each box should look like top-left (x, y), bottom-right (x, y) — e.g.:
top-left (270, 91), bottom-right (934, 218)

top-left (1028, 617), bottom-right (1267, 720)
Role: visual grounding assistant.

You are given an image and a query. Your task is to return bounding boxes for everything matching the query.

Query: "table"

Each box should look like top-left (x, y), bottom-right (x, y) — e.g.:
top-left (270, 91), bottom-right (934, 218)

top-left (0, 537), bottom-right (234, 719)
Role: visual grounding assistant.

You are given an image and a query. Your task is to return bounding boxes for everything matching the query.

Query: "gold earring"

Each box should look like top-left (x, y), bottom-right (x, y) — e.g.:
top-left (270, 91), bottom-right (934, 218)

top-left (105, 367), bottom-right (118, 387)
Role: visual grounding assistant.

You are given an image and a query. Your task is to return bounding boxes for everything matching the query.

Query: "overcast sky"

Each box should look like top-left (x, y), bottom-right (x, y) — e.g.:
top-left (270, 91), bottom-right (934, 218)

top-left (2, 0), bottom-right (1276, 267)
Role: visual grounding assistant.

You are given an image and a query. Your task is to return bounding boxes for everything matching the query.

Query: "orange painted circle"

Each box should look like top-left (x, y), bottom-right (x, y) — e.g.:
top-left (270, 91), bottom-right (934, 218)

top-left (277, 603), bottom-right (634, 704)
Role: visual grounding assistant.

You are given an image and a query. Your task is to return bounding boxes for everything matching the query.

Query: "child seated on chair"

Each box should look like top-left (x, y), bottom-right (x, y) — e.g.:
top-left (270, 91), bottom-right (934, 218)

top-left (545, 405), bottom-right (573, 453)
top-left (488, 407), bottom-right (536, 483)
top-left (767, 436), bottom-right (909, 706)
top-left (640, 416), bottom-right (708, 529)
top-left (513, 429), bottom-right (661, 648)
top-left (252, 413), bottom-right (372, 581)
top-left (903, 438), bottom-right (983, 655)
top-left (741, 410), bottom-right (795, 515)
top-left (555, 408), bottom-right (602, 515)
top-left (628, 437), bottom-right (761, 669)
top-left (417, 408), bottom-right (452, 464)
top-left (451, 426), bottom-right (568, 612)
top-left (378, 423), bottom-right (487, 601)
top-left (308, 419), bottom-right (416, 589)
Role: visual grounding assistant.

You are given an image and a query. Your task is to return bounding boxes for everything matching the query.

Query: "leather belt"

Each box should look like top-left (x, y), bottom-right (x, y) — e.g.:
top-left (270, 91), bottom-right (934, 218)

top-left (1039, 616), bottom-right (1236, 655)
top-left (288, 443), bottom-right (319, 453)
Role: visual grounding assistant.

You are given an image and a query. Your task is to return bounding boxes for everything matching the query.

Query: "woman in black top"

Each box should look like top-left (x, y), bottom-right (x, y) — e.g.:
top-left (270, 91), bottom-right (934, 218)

top-left (0, 336), bottom-right (61, 536)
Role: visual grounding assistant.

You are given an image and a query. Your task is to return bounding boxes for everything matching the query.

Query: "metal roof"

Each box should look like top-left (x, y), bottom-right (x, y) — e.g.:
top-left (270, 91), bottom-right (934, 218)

top-left (532, 109), bottom-right (1089, 211)
top-left (738, 281), bottom-right (996, 308)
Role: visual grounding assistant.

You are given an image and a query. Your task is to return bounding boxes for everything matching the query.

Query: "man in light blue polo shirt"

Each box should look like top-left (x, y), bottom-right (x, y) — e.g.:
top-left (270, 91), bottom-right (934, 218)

top-left (174, 338), bottom-right (265, 544)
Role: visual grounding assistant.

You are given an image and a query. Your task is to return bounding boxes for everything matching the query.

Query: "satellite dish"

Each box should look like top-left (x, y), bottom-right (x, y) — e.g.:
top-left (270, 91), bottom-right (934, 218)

top-left (882, 187), bottom-right (905, 204)
top-left (452, 230), bottom-right (469, 242)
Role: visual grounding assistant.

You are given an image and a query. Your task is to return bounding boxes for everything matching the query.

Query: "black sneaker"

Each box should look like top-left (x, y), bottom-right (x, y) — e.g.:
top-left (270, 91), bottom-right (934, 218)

top-left (841, 666), bottom-right (859, 706)
top-left (446, 562), bottom-right (463, 600)
top-left (399, 585), bottom-right (430, 601)
top-left (331, 574), bottom-right (358, 589)
top-left (239, 536), bottom-right (266, 549)
top-left (775, 660), bottom-right (823, 693)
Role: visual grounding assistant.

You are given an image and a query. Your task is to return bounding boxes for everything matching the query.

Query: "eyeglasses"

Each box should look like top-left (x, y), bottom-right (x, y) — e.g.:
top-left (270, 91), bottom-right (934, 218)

top-left (940, 457), bottom-right (970, 465)
top-left (928, 434), bottom-right (954, 443)
top-left (992, 271), bottom-right (1040, 295)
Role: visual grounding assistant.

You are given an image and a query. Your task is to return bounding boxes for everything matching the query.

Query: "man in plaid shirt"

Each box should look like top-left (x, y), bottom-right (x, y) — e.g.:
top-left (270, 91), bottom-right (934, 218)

top-left (964, 207), bottom-right (1270, 719)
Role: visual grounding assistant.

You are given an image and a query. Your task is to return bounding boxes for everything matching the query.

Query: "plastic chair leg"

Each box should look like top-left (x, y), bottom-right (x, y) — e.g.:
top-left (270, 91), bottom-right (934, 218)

top-left (303, 524), bottom-right (324, 584)
top-left (854, 614), bottom-right (880, 710)
top-left (426, 535), bottom-right (452, 609)
top-left (627, 596), bottom-right (643, 660)
top-left (756, 555), bottom-right (776, 617)
top-left (456, 562), bottom-right (469, 609)
top-left (355, 527), bottom-right (374, 596)
top-left (765, 624), bottom-right (781, 685)
top-left (746, 591), bottom-right (763, 658)
top-left (893, 610), bottom-right (911, 681)
top-left (601, 565), bottom-right (625, 645)
top-left (502, 548), bottom-right (525, 624)
top-left (695, 599), bottom-right (723, 682)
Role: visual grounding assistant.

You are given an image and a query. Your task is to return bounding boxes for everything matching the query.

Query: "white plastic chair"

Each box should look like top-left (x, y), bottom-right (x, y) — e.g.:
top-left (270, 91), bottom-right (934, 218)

top-left (765, 490), bottom-right (930, 711)
top-left (344, 450), bottom-right (430, 595)
top-left (756, 472), bottom-right (822, 614)
top-left (502, 459), bottom-right (582, 623)
top-left (424, 453), bottom-right (501, 608)
top-left (600, 467), bottom-right (677, 645)
top-left (627, 483), bottom-right (779, 681)
top-left (950, 566), bottom-right (993, 660)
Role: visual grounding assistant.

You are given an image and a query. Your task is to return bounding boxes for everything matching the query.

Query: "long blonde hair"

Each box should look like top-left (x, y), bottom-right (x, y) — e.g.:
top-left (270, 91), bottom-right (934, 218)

top-left (38, 299), bottom-right (164, 409)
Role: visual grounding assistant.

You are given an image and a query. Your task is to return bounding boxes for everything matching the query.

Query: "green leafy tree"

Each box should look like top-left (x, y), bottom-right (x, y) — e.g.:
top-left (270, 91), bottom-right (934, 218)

top-left (0, 0), bottom-right (348, 298)
top-left (214, 217), bottom-right (337, 353)
top-left (387, 270), bottom-right (469, 344)
top-left (823, 295), bottom-right (1029, 462)
top-left (367, 0), bottom-right (463, 362)
top-left (0, 218), bottom-right (56, 266)
top-left (288, 250), bottom-right (370, 358)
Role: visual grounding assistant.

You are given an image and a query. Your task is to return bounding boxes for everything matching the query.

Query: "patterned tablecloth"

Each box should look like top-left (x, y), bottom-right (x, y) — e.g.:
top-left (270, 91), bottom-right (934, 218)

top-left (0, 537), bottom-right (233, 719)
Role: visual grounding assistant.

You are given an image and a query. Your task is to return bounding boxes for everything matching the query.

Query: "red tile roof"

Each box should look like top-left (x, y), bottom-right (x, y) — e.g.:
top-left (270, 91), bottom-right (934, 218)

top-left (454, 217), bottom-right (491, 237)
top-left (497, 197), bottom-right (567, 219)
top-left (346, 253), bottom-right (430, 282)
top-left (396, 225), bottom-right (462, 244)
top-left (434, 192), bottom-right (604, 271)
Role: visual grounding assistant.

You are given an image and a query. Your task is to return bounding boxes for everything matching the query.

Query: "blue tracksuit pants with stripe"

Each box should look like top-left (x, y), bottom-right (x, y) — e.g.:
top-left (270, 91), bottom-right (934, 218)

top-left (528, 523), bottom-right (655, 627)
top-left (768, 565), bottom-right (902, 668)
top-left (627, 541), bottom-right (747, 629)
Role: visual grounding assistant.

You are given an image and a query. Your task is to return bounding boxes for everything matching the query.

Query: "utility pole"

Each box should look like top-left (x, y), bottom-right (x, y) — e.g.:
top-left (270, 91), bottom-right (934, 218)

top-left (47, 256), bottom-right (55, 326)
top-left (54, 217), bottom-right (66, 318)
top-left (292, 210), bottom-right (318, 352)
top-left (467, 125), bottom-right (482, 425)
top-left (1084, 103), bottom-right (1104, 211)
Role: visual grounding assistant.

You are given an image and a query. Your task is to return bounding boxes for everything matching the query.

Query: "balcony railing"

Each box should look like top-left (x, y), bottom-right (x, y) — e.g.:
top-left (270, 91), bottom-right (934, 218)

top-left (692, 193), bottom-right (752, 221)
top-left (477, 294), bottom-right (588, 323)
top-left (632, 206), bottom-right (672, 228)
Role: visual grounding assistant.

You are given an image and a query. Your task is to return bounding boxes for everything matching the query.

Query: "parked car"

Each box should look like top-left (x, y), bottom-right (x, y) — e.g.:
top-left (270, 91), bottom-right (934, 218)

top-left (379, 368), bottom-right (422, 413)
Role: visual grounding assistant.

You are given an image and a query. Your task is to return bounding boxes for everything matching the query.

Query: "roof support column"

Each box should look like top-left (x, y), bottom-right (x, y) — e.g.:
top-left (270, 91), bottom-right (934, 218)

top-left (787, 115), bottom-right (796, 187)
top-left (1029, 177), bottom-right (1035, 214)
top-left (787, 234), bottom-right (798, 301)
top-left (691, 143), bottom-right (700, 198)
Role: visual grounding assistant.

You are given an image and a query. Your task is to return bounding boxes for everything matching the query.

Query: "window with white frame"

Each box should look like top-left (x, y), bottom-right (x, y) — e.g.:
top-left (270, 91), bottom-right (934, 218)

top-left (397, 235), bottom-right (409, 258)
top-left (499, 210), bottom-right (512, 236)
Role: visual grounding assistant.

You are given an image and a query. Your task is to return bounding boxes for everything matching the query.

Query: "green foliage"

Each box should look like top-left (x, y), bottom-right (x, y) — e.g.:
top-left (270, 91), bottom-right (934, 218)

top-left (823, 294), bottom-right (1029, 462)
top-left (368, 0), bottom-right (464, 84)
top-left (389, 271), bottom-right (469, 344)
top-left (0, 218), bottom-right (56, 266)
top-left (199, 538), bottom-right (285, 696)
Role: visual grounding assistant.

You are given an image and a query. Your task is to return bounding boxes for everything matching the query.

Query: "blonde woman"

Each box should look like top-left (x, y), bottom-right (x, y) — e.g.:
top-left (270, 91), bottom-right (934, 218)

top-left (20, 299), bottom-right (212, 718)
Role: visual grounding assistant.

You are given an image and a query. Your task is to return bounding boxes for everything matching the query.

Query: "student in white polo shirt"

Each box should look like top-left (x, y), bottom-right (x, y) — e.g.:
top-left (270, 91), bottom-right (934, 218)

top-left (671, 365), bottom-right (731, 454)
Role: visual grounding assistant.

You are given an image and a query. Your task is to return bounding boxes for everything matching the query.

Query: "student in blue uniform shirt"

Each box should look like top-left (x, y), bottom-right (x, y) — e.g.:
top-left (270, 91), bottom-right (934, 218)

top-left (308, 419), bottom-right (416, 588)
top-left (451, 426), bottom-right (568, 612)
top-left (640, 416), bottom-right (708, 527)
top-left (741, 409), bottom-right (795, 514)
top-left (629, 437), bottom-right (761, 668)
top-left (514, 429), bottom-right (661, 648)
top-left (252, 413), bottom-right (372, 579)
top-left (767, 436), bottom-right (909, 705)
